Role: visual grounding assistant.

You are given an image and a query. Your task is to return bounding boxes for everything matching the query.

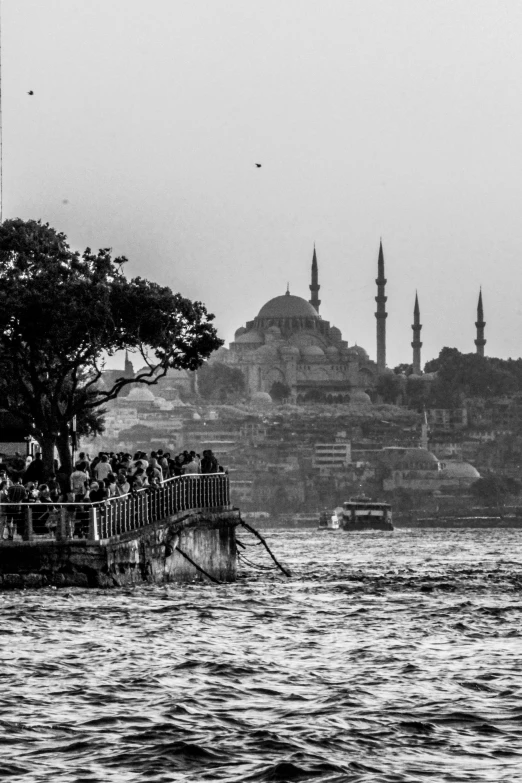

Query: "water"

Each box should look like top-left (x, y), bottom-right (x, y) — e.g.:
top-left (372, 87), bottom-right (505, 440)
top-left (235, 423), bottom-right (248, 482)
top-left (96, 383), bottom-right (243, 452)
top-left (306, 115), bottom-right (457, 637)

top-left (2, 528), bottom-right (522, 782)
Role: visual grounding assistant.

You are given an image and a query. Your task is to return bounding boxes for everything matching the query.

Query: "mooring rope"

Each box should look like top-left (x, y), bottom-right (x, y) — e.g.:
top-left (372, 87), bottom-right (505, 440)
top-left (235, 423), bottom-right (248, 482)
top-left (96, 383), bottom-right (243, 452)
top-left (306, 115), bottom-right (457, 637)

top-left (238, 551), bottom-right (277, 571)
top-left (176, 545), bottom-right (222, 585)
top-left (238, 518), bottom-right (292, 578)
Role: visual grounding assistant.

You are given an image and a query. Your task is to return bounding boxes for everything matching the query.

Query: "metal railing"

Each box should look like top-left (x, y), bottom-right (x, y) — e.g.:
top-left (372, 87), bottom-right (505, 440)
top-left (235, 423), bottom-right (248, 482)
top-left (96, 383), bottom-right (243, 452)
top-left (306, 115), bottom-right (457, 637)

top-left (0, 473), bottom-right (230, 543)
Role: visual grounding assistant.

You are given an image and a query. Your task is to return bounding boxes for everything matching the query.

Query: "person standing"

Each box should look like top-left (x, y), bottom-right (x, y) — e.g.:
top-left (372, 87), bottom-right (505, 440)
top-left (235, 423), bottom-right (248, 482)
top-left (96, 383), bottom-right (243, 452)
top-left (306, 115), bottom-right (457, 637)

top-left (6, 477), bottom-right (27, 539)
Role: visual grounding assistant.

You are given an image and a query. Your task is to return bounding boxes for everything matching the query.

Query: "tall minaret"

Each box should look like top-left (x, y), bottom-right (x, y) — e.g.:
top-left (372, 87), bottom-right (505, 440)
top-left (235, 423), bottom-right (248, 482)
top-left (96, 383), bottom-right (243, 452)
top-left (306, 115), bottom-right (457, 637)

top-left (475, 288), bottom-right (486, 357)
top-left (411, 292), bottom-right (422, 375)
top-left (309, 245), bottom-right (321, 313)
top-left (375, 240), bottom-right (387, 371)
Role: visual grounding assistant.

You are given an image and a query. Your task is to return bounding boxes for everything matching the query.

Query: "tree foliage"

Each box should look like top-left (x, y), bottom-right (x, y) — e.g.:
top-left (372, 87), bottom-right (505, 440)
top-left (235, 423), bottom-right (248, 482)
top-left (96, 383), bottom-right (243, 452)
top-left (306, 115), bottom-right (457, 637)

top-left (401, 348), bottom-right (522, 410)
top-left (0, 219), bottom-right (222, 473)
top-left (470, 475), bottom-right (521, 507)
top-left (197, 362), bottom-right (246, 402)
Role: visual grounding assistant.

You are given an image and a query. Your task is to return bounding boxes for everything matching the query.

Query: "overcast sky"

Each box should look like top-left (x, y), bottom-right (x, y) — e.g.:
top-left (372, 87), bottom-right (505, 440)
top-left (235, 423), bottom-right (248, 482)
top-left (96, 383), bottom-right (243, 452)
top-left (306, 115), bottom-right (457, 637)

top-left (5, 0), bottom-right (522, 368)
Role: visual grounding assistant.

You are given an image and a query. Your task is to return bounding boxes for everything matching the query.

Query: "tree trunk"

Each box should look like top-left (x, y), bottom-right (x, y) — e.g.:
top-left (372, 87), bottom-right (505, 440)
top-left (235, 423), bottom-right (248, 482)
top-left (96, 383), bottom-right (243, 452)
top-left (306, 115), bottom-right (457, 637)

top-left (40, 434), bottom-right (57, 480)
top-left (56, 427), bottom-right (73, 476)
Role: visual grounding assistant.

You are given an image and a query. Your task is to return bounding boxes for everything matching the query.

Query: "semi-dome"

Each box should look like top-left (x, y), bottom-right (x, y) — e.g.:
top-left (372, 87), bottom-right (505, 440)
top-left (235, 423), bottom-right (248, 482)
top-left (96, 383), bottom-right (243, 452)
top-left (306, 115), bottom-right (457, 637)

top-left (257, 293), bottom-right (319, 320)
top-left (234, 326), bottom-right (247, 339)
top-left (127, 386), bottom-right (156, 402)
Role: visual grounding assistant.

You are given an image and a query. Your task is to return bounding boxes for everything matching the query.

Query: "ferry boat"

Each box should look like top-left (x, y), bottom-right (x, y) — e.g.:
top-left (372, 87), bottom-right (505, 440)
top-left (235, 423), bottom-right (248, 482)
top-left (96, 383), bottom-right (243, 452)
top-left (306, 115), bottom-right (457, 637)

top-left (341, 497), bottom-right (393, 531)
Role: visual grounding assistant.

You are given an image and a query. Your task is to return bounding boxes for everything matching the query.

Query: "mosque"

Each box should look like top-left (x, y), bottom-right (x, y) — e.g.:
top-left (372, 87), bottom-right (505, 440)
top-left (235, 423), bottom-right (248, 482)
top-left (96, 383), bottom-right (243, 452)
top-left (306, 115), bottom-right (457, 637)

top-left (211, 242), bottom-right (487, 404)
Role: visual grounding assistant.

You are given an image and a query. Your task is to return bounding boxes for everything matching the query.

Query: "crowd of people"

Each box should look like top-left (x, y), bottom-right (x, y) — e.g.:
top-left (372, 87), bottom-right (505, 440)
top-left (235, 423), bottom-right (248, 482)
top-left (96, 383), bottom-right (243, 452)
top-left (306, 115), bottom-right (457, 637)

top-left (0, 448), bottom-right (222, 540)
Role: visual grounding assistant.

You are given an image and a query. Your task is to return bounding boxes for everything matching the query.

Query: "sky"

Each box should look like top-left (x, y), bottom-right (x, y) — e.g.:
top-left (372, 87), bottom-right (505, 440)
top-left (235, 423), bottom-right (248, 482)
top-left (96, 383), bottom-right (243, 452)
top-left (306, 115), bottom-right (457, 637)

top-left (4, 0), bottom-right (522, 369)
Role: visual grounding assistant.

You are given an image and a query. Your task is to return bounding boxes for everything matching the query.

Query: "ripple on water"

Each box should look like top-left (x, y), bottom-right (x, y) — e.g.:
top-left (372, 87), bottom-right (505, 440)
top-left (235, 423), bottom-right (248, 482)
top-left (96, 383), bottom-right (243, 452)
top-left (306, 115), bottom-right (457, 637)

top-left (1, 528), bottom-right (522, 781)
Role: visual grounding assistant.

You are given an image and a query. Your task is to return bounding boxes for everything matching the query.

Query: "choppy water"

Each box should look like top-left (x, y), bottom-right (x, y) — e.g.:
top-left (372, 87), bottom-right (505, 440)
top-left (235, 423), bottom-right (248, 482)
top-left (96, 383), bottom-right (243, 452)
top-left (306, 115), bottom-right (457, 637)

top-left (2, 528), bottom-right (522, 782)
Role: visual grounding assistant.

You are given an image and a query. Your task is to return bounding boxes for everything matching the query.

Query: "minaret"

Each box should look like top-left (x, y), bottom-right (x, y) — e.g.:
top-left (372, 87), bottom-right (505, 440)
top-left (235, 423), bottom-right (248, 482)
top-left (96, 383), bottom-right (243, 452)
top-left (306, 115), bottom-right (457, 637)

top-left (475, 288), bottom-right (486, 357)
top-left (309, 245), bottom-right (321, 313)
top-left (411, 292), bottom-right (422, 375)
top-left (375, 240), bottom-right (387, 371)
top-left (124, 349), bottom-right (134, 378)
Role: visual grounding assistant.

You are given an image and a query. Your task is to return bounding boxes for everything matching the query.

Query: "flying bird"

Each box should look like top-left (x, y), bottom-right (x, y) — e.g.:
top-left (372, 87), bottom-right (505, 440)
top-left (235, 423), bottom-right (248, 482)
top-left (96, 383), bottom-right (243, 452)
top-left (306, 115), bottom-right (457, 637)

top-left (255, 163), bottom-right (262, 168)
top-left (27, 90), bottom-right (34, 95)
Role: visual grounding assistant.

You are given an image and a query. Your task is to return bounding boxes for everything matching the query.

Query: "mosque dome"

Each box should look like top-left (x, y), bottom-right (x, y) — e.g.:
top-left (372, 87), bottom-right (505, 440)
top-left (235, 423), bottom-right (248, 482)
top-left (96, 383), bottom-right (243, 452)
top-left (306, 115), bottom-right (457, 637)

top-left (349, 389), bottom-right (372, 405)
top-left (265, 325), bottom-right (282, 336)
top-left (235, 330), bottom-right (264, 345)
top-left (234, 326), bottom-right (247, 339)
top-left (127, 386), bottom-right (156, 402)
top-left (257, 293), bottom-right (319, 320)
top-left (251, 391), bottom-right (273, 405)
top-left (440, 461), bottom-right (480, 480)
top-left (347, 345), bottom-right (370, 361)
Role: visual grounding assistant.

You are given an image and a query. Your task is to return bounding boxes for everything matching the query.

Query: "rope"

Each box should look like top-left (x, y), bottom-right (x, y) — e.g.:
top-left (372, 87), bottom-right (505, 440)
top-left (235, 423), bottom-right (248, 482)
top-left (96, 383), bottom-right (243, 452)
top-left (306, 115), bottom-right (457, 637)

top-left (176, 545), bottom-right (222, 584)
top-left (238, 552), bottom-right (276, 571)
top-left (238, 518), bottom-right (292, 578)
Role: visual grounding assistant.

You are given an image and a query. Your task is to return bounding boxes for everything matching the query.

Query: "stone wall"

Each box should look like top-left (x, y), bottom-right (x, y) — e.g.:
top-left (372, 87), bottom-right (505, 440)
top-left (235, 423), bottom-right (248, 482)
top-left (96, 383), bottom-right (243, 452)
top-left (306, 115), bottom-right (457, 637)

top-left (0, 510), bottom-right (240, 589)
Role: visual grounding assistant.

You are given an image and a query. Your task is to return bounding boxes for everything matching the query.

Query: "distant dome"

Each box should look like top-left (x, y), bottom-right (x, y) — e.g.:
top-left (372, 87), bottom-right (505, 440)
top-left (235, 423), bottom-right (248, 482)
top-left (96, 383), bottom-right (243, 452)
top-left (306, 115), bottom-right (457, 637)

top-left (235, 330), bottom-right (264, 345)
top-left (252, 391), bottom-right (273, 405)
top-left (349, 389), bottom-right (371, 405)
top-left (127, 386), bottom-right (156, 402)
top-left (329, 326), bottom-right (343, 344)
top-left (234, 326), bottom-right (247, 339)
top-left (440, 461), bottom-right (480, 480)
top-left (257, 293), bottom-right (319, 320)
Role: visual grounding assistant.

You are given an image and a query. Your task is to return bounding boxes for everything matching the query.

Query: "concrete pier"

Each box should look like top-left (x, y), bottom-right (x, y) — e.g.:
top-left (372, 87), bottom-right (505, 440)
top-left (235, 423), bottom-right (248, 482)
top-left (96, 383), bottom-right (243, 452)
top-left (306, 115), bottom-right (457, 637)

top-left (0, 475), bottom-right (239, 589)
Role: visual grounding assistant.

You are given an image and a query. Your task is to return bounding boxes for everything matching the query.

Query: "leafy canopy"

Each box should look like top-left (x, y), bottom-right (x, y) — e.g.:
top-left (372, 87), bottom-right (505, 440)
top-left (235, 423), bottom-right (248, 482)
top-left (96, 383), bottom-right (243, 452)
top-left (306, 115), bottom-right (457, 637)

top-left (0, 219), bottom-right (222, 456)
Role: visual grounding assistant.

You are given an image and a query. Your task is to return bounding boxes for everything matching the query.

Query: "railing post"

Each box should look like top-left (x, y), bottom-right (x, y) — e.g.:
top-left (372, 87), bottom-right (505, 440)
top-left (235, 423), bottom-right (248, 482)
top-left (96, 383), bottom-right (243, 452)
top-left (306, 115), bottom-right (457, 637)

top-left (57, 507), bottom-right (67, 540)
top-left (88, 507), bottom-right (99, 541)
top-left (25, 506), bottom-right (34, 541)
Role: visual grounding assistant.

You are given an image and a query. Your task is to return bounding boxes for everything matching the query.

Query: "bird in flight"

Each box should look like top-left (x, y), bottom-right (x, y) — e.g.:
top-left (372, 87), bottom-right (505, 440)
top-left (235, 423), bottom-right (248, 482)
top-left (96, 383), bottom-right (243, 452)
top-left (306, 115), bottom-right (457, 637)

top-left (255, 163), bottom-right (262, 168)
top-left (27, 90), bottom-right (34, 95)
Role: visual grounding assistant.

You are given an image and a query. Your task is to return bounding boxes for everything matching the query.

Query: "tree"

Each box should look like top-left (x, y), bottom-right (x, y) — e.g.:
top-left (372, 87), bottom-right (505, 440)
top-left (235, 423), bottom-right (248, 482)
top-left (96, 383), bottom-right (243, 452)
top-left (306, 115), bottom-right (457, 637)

top-left (0, 219), bottom-right (222, 475)
top-left (470, 475), bottom-right (521, 508)
top-left (269, 381), bottom-right (291, 402)
top-left (197, 362), bottom-right (246, 402)
top-left (375, 373), bottom-right (402, 404)
top-left (394, 363), bottom-right (413, 376)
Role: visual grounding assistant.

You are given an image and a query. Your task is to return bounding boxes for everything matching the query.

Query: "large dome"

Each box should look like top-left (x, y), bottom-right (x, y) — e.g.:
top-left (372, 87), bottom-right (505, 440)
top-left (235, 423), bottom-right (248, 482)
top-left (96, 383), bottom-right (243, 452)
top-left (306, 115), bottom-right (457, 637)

top-left (257, 293), bottom-right (319, 320)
